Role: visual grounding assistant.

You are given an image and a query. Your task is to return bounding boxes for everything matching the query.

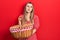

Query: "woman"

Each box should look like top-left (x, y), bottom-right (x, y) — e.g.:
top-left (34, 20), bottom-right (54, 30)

top-left (10, 2), bottom-right (40, 40)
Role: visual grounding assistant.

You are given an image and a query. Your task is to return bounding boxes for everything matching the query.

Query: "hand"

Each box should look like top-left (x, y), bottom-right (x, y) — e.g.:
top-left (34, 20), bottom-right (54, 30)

top-left (32, 29), bottom-right (36, 34)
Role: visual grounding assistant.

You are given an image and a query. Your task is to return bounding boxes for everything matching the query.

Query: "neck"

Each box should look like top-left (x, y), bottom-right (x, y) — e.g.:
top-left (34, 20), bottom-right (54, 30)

top-left (25, 13), bottom-right (30, 21)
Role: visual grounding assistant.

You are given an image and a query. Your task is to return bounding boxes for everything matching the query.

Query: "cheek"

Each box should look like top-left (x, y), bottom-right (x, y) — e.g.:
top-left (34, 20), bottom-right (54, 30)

top-left (26, 7), bottom-right (29, 11)
top-left (31, 8), bottom-right (33, 10)
top-left (30, 8), bottom-right (32, 11)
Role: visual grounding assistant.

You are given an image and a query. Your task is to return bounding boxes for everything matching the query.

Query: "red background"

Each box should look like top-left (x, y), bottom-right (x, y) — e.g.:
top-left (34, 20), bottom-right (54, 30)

top-left (0, 0), bottom-right (60, 40)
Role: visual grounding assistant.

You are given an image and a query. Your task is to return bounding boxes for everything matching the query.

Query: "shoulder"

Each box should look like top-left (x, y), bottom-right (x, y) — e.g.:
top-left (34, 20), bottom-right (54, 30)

top-left (18, 14), bottom-right (23, 18)
top-left (18, 14), bottom-right (24, 20)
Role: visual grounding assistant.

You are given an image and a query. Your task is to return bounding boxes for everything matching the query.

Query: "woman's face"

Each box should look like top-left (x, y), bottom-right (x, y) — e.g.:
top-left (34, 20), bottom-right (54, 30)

top-left (26, 3), bottom-right (33, 13)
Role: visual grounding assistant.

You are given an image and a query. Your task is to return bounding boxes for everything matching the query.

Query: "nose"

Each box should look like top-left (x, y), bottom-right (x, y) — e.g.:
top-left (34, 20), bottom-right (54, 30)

top-left (28, 8), bottom-right (30, 11)
top-left (28, 7), bottom-right (30, 9)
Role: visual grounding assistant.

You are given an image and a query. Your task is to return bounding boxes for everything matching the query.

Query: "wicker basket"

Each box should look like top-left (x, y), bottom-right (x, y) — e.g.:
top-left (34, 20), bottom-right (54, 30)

top-left (10, 25), bottom-right (33, 39)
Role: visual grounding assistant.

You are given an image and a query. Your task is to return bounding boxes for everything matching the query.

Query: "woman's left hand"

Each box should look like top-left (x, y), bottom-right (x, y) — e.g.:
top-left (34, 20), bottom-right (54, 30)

top-left (32, 29), bottom-right (36, 34)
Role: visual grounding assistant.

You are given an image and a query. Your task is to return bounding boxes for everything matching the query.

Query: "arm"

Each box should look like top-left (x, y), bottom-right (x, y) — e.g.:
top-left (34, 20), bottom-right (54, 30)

top-left (32, 15), bottom-right (40, 34)
top-left (18, 15), bottom-right (22, 28)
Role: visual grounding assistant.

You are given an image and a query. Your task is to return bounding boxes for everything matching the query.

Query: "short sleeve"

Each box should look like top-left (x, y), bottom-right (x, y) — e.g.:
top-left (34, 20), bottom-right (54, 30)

top-left (33, 15), bottom-right (40, 30)
top-left (18, 15), bottom-right (23, 19)
top-left (18, 15), bottom-right (23, 21)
